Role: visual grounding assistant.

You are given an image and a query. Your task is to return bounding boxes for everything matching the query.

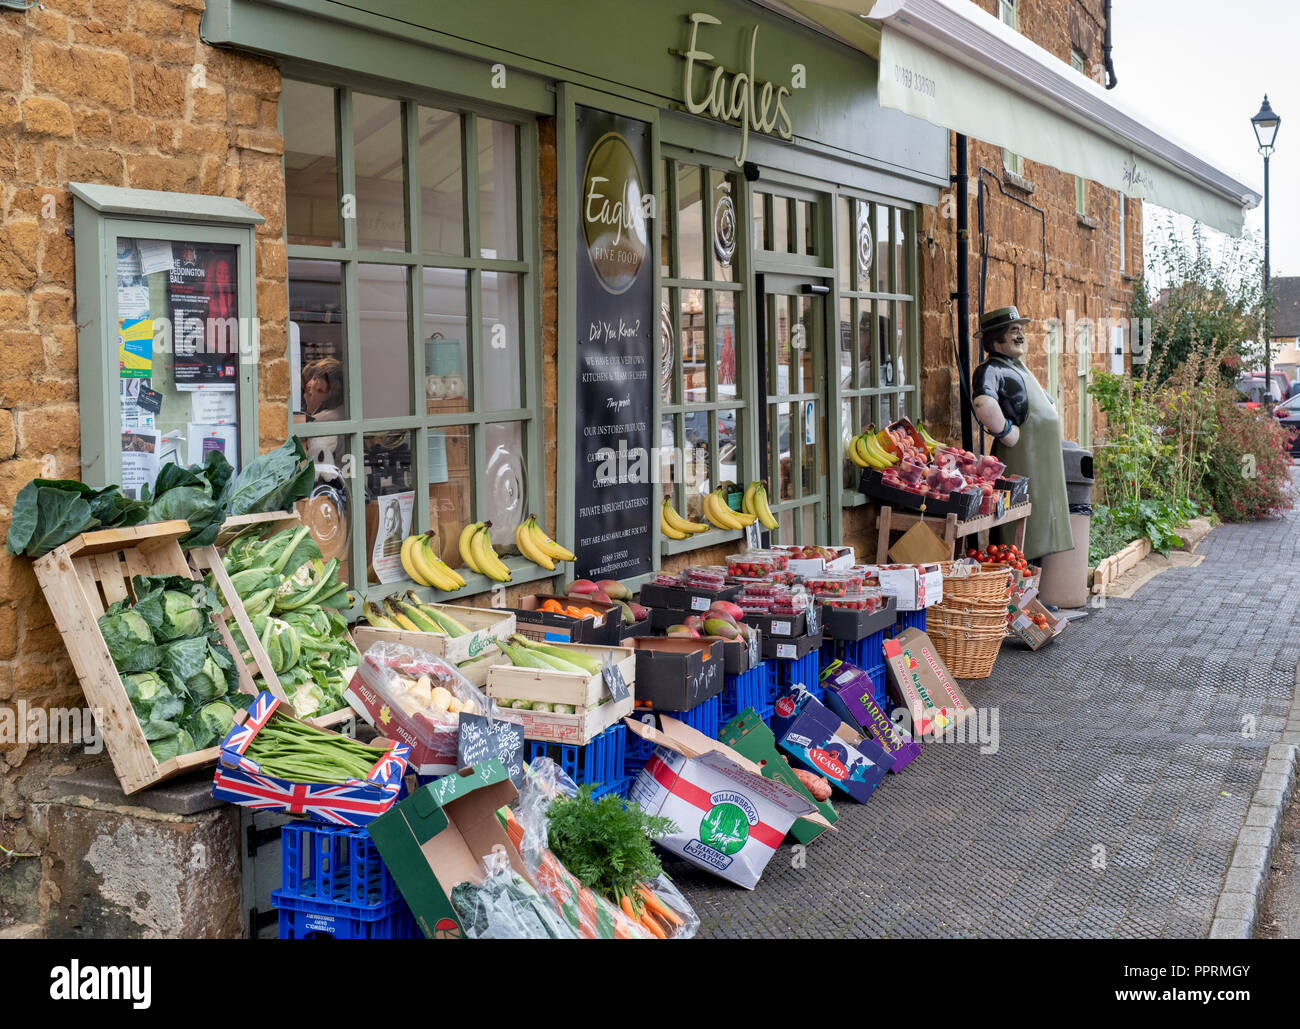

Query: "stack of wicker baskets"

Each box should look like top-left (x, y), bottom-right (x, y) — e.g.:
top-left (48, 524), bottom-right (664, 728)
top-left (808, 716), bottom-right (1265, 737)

top-left (926, 561), bottom-right (1016, 678)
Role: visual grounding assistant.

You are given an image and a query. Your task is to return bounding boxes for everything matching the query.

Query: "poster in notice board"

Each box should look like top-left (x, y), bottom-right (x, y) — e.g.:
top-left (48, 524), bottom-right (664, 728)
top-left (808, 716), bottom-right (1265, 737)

top-left (168, 243), bottom-right (240, 388)
top-left (572, 105), bottom-right (654, 582)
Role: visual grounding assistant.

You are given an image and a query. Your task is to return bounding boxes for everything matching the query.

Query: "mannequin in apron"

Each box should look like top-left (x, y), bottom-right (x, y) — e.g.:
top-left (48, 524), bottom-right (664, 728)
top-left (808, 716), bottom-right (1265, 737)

top-left (971, 307), bottom-right (1073, 561)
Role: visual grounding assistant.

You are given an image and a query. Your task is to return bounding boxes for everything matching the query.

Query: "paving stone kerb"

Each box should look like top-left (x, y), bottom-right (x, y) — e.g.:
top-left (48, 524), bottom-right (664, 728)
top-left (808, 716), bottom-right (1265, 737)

top-left (668, 499), bottom-right (1300, 938)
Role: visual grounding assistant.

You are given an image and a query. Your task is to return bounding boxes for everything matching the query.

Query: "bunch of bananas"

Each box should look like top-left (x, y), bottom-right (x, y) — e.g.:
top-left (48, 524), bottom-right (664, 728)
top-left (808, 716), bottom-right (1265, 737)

top-left (915, 422), bottom-right (942, 454)
top-left (846, 429), bottom-right (900, 470)
top-left (660, 497), bottom-right (709, 540)
top-left (703, 487), bottom-right (757, 531)
top-left (514, 514), bottom-right (576, 571)
top-left (362, 591), bottom-right (471, 636)
top-left (458, 521), bottom-right (512, 583)
top-left (741, 479), bottom-right (779, 530)
top-left (399, 533), bottom-right (467, 593)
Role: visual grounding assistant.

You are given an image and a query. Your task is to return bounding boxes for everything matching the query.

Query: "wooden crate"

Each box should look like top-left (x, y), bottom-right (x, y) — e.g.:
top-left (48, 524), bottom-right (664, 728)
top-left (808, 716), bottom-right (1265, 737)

top-left (485, 643), bottom-right (637, 744)
top-left (32, 521), bottom-right (286, 795)
top-left (351, 605), bottom-right (516, 666)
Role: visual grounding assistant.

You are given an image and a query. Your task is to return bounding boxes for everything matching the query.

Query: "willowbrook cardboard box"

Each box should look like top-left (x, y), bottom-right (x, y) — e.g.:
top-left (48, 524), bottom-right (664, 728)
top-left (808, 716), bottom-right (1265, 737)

top-left (883, 627), bottom-right (975, 739)
top-left (624, 715), bottom-right (830, 889)
top-left (819, 660), bottom-right (921, 773)
top-left (718, 708), bottom-right (838, 845)
top-left (366, 760), bottom-right (524, 940)
top-left (769, 687), bottom-right (892, 803)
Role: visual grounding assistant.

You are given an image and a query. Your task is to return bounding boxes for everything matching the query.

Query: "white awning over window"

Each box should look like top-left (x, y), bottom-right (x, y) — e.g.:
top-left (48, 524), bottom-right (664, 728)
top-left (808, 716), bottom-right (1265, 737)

top-left (760, 0), bottom-right (1261, 236)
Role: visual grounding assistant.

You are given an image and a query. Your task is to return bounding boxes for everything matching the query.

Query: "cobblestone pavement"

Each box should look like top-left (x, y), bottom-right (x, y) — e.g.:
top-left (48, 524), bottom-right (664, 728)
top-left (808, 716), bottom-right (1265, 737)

top-left (670, 503), bottom-right (1300, 938)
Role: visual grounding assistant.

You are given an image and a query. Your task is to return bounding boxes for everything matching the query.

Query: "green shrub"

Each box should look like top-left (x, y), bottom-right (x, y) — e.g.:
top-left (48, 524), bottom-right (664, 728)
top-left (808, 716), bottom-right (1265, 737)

top-left (1202, 394), bottom-right (1296, 522)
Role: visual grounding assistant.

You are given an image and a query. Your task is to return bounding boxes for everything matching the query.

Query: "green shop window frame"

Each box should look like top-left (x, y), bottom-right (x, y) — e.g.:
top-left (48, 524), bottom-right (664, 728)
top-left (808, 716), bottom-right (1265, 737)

top-left (280, 76), bottom-right (548, 604)
top-left (70, 183), bottom-right (264, 491)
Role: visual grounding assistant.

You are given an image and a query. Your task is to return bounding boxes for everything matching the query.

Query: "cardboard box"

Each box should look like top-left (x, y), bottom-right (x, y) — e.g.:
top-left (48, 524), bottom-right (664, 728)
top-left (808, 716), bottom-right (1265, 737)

top-left (762, 632), bottom-right (822, 661)
top-left (769, 687), bottom-right (892, 802)
top-left (1006, 586), bottom-right (1066, 651)
top-left (818, 595), bottom-right (897, 641)
top-left (883, 628), bottom-right (975, 739)
top-left (718, 708), bottom-right (838, 844)
top-left (819, 660), bottom-right (921, 773)
top-left (995, 473), bottom-right (1030, 506)
top-left (860, 563), bottom-right (943, 611)
top-left (628, 637), bottom-right (723, 711)
top-left (624, 715), bottom-right (828, 889)
top-left (344, 650), bottom-right (506, 776)
top-left (365, 760), bottom-right (525, 939)
top-left (212, 691), bottom-right (409, 825)
top-left (741, 610), bottom-right (806, 638)
top-left (772, 544), bottom-right (856, 577)
top-left (484, 642), bottom-right (637, 744)
top-left (351, 605), bottom-right (516, 666)
top-left (508, 594), bottom-right (622, 646)
top-left (859, 468), bottom-right (983, 520)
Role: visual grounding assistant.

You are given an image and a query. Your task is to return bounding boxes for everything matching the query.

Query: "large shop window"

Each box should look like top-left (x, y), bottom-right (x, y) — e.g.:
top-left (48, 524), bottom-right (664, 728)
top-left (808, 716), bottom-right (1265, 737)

top-left (70, 185), bottom-right (263, 498)
top-left (658, 159), bottom-right (747, 543)
top-left (835, 195), bottom-right (918, 496)
top-left (282, 80), bottom-right (541, 595)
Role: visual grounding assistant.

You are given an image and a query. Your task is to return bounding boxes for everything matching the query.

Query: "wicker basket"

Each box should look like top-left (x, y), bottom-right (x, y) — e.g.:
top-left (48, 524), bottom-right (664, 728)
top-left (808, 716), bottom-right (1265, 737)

top-left (927, 623), bottom-right (1005, 678)
top-left (939, 562), bottom-right (1016, 603)
top-left (928, 602), bottom-right (1009, 634)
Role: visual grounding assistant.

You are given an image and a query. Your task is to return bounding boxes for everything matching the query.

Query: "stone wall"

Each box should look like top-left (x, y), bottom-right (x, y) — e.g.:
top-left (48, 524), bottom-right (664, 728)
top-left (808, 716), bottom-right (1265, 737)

top-left (0, 0), bottom-right (287, 926)
top-left (919, 0), bottom-right (1140, 445)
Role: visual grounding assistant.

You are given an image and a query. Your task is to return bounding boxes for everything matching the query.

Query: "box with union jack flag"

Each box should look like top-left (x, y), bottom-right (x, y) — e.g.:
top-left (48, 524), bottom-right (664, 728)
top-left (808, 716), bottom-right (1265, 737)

top-left (212, 691), bottom-right (410, 827)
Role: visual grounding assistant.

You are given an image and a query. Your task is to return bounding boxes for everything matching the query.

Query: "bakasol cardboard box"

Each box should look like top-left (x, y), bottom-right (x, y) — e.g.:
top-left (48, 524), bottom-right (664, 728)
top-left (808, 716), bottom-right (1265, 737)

top-left (819, 660), bottom-right (921, 773)
top-left (883, 627), bottom-right (975, 739)
top-left (624, 715), bottom-right (830, 889)
top-left (718, 708), bottom-right (838, 845)
top-left (366, 760), bottom-right (524, 940)
top-left (770, 687), bottom-right (891, 803)
top-left (860, 563), bottom-right (943, 611)
top-left (1006, 586), bottom-right (1066, 651)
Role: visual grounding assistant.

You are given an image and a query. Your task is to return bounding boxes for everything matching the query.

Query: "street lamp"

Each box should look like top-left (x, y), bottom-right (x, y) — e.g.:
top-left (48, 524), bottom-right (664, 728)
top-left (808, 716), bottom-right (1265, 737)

top-left (1252, 95), bottom-right (1280, 400)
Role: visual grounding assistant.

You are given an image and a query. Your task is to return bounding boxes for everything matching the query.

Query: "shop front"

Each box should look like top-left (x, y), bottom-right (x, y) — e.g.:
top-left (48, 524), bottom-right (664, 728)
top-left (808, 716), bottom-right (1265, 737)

top-left (198, 0), bottom-right (951, 598)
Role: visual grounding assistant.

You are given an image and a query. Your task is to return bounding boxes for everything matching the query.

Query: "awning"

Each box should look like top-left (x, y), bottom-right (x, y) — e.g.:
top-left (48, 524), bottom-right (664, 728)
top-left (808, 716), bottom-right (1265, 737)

top-left (758, 0), bottom-right (1261, 236)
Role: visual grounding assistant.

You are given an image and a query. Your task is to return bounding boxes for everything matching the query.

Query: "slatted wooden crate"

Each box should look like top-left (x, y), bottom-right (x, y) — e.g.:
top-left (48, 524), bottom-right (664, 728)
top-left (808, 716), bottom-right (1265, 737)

top-left (32, 521), bottom-right (286, 795)
top-left (204, 510), bottom-right (357, 730)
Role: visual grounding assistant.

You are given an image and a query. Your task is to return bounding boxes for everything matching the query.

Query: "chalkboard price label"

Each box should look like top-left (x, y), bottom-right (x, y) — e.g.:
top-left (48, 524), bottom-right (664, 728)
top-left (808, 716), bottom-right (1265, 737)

top-left (805, 604), bottom-right (820, 636)
top-left (601, 654), bottom-right (630, 702)
top-left (457, 712), bottom-right (525, 787)
top-left (745, 521), bottom-right (762, 550)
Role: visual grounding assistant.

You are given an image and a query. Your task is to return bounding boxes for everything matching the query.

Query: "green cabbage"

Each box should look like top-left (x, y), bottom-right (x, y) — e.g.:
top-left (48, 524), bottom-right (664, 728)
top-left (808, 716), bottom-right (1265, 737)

top-left (98, 609), bottom-right (161, 673)
top-left (148, 728), bottom-right (195, 763)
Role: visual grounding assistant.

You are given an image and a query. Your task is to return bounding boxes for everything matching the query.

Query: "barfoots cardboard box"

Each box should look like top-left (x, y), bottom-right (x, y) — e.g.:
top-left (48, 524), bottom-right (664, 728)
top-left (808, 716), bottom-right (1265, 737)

top-left (366, 760), bottom-right (524, 939)
top-left (624, 715), bottom-right (829, 889)
top-left (883, 627), bottom-right (974, 739)
top-left (819, 660), bottom-right (921, 773)
top-left (770, 687), bottom-right (892, 803)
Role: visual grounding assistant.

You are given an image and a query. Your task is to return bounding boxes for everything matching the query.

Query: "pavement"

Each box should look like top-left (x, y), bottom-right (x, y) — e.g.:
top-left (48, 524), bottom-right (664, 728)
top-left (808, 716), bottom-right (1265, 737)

top-left (671, 500), bottom-right (1300, 939)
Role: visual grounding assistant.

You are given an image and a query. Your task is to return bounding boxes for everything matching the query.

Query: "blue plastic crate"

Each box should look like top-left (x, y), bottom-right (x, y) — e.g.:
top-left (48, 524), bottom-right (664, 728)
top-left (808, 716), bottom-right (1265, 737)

top-left (280, 822), bottom-right (398, 909)
top-left (722, 663), bottom-right (773, 723)
top-left (890, 608), bottom-right (927, 636)
top-left (273, 891), bottom-right (419, 940)
top-left (767, 650), bottom-right (821, 703)
top-left (623, 696), bottom-right (722, 781)
top-left (526, 722), bottom-right (626, 792)
top-left (590, 776), bottom-right (631, 800)
top-left (822, 628), bottom-right (888, 672)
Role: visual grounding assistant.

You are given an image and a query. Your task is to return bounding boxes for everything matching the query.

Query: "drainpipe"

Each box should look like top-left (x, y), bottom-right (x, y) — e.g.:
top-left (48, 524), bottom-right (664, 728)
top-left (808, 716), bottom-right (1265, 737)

top-left (1102, 0), bottom-right (1117, 89)
top-left (953, 134), bottom-right (974, 451)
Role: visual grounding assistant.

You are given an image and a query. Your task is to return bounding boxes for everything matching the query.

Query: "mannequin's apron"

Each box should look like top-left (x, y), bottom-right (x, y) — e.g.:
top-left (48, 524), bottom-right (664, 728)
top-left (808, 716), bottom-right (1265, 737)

top-left (990, 357), bottom-right (1073, 560)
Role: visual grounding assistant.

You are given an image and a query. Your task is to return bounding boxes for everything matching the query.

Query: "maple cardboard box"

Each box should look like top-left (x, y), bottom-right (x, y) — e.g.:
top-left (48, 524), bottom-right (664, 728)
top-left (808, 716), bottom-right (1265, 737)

top-left (628, 638), bottom-right (723, 711)
top-left (624, 715), bottom-right (829, 889)
top-left (769, 687), bottom-right (892, 803)
top-left (351, 604), bottom-right (516, 665)
top-left (861, 563), bottom-right (944, 611)
top-left (366, 761), bottom-right (525, 939)
top-left (718, 708), bottom-right (838, 844)
top-left (819, 660), bottom-right (921, 773)
top-left (883, 628), bottom-right (975, 739)
top-left (508, 594), bottom-right (622, 646)
top-left (1006, 586), bottom-right (1067, 651)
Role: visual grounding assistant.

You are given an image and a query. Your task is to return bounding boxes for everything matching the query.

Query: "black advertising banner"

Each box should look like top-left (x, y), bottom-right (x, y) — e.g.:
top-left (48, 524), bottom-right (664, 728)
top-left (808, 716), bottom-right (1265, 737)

top-left (168, 243), bottom-right (240, 387)
top-left (573, 106), bottom-right (655, 582)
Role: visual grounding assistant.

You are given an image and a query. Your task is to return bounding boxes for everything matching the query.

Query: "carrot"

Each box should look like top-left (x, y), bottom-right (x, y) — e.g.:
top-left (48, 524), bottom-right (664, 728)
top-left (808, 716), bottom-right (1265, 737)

top-left (620, 893), bottom-right (637, 920)
top-left (637, 884), bottom-right (683, 927)
top-left (640, 909), bottom-right (668, 939)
